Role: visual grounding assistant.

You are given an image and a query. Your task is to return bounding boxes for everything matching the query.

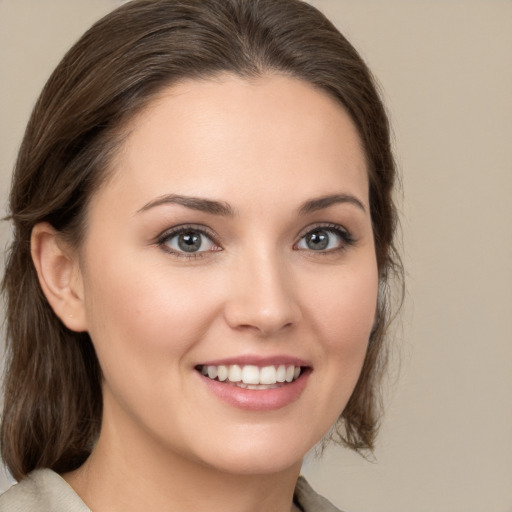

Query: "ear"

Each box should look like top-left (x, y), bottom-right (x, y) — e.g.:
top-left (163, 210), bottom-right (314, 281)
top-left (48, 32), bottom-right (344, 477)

top-left (31, 222), bottom-right (87, 332)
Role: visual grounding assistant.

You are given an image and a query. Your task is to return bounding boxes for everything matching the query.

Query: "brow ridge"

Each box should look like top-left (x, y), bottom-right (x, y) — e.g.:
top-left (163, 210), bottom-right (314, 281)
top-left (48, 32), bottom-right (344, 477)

top-left (298, 193), bottom-right (366, 215)
top-left (137, 194), bottom-right (235, 216)
top-left (138, 192), bottom-right (365, 217)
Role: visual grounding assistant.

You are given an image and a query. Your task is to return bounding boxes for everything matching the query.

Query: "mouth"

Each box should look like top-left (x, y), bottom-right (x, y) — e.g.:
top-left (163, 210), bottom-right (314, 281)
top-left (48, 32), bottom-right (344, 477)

top-left (195, 364), bottom-right (305, 390)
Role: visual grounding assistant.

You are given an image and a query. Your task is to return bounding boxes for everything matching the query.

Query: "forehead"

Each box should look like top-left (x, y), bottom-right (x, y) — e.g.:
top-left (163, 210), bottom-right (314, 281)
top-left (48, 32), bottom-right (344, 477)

top-left (96, 73), bottom-right (369, 213)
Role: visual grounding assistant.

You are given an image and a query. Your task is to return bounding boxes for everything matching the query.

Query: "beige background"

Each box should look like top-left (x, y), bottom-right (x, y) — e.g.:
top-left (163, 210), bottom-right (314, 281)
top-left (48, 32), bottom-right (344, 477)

top-left (1, 0), bottom-right (511, 510)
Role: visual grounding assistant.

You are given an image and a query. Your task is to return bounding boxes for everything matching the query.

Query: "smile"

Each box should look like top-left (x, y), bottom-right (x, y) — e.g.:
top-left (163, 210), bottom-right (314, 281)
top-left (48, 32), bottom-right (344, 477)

top-left (198, 364), bottom-right (302, 389)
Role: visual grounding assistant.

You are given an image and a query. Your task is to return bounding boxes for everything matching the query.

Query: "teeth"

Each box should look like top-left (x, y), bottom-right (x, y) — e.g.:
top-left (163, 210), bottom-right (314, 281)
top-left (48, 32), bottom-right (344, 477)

top-left (228, 364), bottom-right (242, 382)
top-left (217, 365), bottom-right (228, 382)
top-left (237, 382), bottom-right (281, 390)
top-left (247, 383), bottom-right (280, 390)
top-left (260, 366), bottom-right (277, 385)
top-left (242, 365), bottom-right (260, 384)
top-left (201, 364), bottom-right (302, 386)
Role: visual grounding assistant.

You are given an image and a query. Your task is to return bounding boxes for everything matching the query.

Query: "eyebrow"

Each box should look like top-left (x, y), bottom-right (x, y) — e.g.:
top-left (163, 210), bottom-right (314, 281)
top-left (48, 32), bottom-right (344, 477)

top-left (298, 193), bottom-right (367, 215)
top-left (137, 192), bottom-right (366, 217)
top-left (137, 194), bottom-right (235, 216)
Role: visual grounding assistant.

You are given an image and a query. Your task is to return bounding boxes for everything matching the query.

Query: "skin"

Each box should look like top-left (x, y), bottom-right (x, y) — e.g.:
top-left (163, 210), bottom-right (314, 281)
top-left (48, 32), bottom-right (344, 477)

top-left (33, 74), bottom-right (378, 512)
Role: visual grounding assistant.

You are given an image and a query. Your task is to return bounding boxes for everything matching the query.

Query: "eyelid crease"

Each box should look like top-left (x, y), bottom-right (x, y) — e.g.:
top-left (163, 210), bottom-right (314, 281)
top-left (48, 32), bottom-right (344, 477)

top-left (155, 223), bottom-right (219, 243)
top-left (155, 224), bottom-right (223, 259)
top-left (154, 221), bottom-right (356, 260)
top-left (294, 223), bottom-right (357, 253)
top-left (296, 222), bottom-right (354, 241)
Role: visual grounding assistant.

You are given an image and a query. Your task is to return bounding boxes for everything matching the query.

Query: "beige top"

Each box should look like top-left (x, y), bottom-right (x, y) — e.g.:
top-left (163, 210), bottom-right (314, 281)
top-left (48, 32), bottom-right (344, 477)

top-left (0, 469), bottom-right (343, 512)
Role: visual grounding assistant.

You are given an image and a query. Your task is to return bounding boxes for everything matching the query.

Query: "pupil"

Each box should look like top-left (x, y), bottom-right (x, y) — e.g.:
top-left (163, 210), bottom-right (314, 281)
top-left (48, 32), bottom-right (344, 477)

top-left (178, 232), bottom-right (201, 252)
top-left (307, 230), bottom-right (328, 250)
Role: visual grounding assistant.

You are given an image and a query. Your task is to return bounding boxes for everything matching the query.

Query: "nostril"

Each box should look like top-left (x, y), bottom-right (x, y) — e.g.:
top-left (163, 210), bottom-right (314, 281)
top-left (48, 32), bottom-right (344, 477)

top-left (222, 267), bottom-right (302, 335)
top-left (225, 309), bottom-right (301, 337)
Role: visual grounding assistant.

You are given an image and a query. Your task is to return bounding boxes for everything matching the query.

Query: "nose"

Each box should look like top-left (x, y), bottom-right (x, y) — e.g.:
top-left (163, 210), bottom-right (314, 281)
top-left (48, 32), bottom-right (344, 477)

top-left (223, 250), bottom-right (302, 336)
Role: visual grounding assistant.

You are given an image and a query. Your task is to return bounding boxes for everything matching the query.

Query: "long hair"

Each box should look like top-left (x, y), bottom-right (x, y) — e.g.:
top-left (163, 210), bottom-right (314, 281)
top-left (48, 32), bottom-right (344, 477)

top-left (2, 0), bottom-right (401, 481)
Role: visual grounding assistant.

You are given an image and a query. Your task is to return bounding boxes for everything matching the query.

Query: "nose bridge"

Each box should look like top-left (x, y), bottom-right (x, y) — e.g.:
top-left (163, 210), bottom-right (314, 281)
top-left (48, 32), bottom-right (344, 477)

top-left (224, 244), bottom-right (301, 335)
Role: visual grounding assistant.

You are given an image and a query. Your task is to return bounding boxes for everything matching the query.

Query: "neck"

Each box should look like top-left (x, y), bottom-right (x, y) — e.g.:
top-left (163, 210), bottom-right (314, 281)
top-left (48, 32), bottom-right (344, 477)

top-left (63, 405), bottom-right (302, 512)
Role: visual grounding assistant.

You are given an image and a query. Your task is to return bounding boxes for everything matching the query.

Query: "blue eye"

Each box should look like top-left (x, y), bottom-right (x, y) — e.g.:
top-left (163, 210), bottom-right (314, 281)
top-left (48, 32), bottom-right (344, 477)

top-left (161, 228), bottom-right (218, 255)
top-left (296, 227), bottom-right (352, 252)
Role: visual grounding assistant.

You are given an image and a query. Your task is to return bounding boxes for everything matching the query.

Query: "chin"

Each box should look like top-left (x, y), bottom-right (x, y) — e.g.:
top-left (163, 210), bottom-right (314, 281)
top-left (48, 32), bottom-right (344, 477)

top-left (203, 449), bottom-right (303, 476)
top-left (187, 426), bottom-right (322, 476)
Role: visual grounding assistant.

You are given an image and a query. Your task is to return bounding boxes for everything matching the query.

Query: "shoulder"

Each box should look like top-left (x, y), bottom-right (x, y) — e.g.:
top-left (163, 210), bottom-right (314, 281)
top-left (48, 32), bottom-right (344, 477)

top-left (0, 469), bottom-right (90, 512)
top-left (0, 470), bottom-right (340, 512)
top-left (294, 476), bottom-right (345, 512)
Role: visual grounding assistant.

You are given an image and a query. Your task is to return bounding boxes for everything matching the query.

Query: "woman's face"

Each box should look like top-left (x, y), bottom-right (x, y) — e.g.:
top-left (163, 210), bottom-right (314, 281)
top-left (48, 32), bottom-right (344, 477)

top-left (75, 74), bottom-right (378, 474)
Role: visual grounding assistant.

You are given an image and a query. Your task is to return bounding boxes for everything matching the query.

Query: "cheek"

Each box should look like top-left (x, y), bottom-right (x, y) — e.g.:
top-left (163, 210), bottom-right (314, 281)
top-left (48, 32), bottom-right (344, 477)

top-left (307, 262), bottom-right (378, 347)
top-left (80, 256), bottom-right (227, 427)
top-left (81, 254), bottom-right (222, 372)
top-left (303, 259), bottom-right (378, 406)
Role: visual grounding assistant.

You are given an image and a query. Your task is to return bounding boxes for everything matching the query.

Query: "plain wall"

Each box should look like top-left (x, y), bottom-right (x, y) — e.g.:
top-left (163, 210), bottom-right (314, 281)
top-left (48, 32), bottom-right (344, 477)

top-left (1, 1), bottom-right (511, 511)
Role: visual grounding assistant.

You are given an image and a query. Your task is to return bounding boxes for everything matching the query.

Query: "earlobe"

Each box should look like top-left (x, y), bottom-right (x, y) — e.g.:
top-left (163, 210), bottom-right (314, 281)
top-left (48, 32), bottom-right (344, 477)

top-left (31, 222), bottom-right (87, 332)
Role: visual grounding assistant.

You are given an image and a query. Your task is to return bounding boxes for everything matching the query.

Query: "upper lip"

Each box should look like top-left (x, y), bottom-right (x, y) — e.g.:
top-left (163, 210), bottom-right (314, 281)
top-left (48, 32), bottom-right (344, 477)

top-left (197, 355), bottom-right (311, 368)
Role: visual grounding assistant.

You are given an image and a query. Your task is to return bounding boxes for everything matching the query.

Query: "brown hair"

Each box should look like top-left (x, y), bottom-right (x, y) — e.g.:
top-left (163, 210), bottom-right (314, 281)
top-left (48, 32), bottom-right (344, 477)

top-left (1, 0), bottom-right (401, 480)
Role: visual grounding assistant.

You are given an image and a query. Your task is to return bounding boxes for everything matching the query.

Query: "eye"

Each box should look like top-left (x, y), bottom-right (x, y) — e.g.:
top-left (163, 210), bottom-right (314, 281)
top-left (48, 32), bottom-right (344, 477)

top-left (158, 227), bottom-right (220, 256)
top-left (296, 226), bottom-right (353, 252)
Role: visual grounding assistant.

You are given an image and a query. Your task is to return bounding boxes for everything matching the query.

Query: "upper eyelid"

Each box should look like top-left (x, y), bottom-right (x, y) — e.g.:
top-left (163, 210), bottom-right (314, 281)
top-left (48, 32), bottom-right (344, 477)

top-left (156, 224), bottom-right (219, 243)
top-left (296, 222), bottom-right (351, 239)
top-left (155, 225), bottom-right (221, 259)
top-left (154, 222), bottom-right (353, 250)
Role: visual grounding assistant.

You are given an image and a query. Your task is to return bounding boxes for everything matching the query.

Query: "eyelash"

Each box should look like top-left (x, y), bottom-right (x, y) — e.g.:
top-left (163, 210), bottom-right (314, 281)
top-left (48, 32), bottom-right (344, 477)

top-left (156, 224), bottom-right (221, 259)
top-left (156, 223), bottom-right (355, 260)
top-left (295, 223), bottom-right (356, 255)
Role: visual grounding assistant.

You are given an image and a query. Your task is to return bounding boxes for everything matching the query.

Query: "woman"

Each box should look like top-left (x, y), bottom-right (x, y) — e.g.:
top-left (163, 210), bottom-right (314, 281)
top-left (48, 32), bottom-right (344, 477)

top-left (0, 0), bottom-right (400, 510)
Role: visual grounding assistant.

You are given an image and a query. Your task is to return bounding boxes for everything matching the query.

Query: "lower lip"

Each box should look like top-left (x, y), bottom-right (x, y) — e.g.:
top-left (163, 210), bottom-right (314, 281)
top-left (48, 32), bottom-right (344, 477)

top-left (198, 370), bottom-right (311, 411)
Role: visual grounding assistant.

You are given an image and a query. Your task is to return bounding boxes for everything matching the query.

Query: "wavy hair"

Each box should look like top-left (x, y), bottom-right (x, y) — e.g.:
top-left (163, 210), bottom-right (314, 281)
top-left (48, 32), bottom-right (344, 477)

top-left (1, 0), bottom-right (401, 481)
